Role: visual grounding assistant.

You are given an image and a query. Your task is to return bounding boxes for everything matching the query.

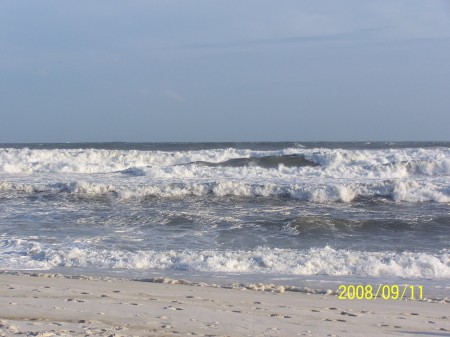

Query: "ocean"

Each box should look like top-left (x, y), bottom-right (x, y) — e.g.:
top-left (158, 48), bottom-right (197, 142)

top-left (0, 142), bottom-right (449, 297)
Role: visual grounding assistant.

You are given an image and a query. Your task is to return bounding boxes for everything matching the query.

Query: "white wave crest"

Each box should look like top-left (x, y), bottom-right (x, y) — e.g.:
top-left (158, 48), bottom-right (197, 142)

top-left (1, 179), bottom-right (449, 203)
top-left (1, 147), bottom-right (449, 203)
top-left (0, 147), bottom-right (449, 179)
top-left (1, 240), bottom-right (449, 278)
top-left (0, 148), bottom-right (292, 174)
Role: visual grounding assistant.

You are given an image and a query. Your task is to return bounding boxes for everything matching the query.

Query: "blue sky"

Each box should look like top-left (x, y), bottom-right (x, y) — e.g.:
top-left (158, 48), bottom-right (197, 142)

top-left (1, 0), bottom-right (450, 142)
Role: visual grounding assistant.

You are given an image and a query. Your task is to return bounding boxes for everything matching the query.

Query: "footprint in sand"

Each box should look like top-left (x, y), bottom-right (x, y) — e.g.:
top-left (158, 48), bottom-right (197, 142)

top-left (65, 298), bottom-right (86, 302)
top-left (204, 321), bottom-right (220, 328)
top-left (165, 306), bottom-right (184, 311)
top-left (340, 311), bottom-right (358, 317)
top-left (270, 313), bottom-right (291, 318)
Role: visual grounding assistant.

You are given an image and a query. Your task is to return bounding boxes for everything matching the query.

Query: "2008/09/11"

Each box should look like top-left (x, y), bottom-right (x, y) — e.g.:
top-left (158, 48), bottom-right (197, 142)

top-left (338, 284), bottom-right (423, 300)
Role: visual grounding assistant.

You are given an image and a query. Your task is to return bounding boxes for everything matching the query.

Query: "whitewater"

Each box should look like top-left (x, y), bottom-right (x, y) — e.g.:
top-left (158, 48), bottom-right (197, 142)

top-left (0, 142), bottom-right (449, 293)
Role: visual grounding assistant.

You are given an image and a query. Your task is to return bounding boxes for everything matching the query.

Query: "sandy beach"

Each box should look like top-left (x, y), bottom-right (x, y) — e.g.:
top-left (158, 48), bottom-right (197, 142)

top-left (0, 273), bottom-right (448, 337)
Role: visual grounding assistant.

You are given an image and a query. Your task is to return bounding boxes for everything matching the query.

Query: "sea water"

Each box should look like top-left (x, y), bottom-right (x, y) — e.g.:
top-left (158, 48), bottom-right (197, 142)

top-left (0, 142), bottom-right (449, 297)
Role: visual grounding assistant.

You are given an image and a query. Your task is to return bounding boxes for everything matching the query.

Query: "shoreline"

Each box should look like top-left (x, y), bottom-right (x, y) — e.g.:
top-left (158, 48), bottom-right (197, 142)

top-left (2, 270), bottom-right (449, 301)
top-left (1, 272), bottom-right (449, 336)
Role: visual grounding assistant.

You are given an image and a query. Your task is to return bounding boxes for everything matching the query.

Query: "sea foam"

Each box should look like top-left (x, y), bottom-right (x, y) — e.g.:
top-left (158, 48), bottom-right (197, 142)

top-left (1, 239), bottom-right (448, 279)
top-left (1, 178), bottom-right (448, 203)
top-left (1, 147), bottom-right (449, 177)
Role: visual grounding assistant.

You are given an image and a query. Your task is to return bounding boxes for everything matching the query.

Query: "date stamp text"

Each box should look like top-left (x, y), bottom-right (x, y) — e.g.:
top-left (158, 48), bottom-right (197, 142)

top-left (337, 284), bottom-right (423, 300)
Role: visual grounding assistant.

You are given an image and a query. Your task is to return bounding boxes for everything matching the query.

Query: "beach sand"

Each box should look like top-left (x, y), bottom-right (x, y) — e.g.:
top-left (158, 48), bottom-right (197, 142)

top-left (0, 273), bottom-right (448, 337)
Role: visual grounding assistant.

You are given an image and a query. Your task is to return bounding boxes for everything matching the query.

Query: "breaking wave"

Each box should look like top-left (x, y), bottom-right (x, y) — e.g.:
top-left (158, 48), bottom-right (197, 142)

top-left (1, 179), bottom-right (449, 203)
top-left (0, 146), bottom-right (449, 203)
top-left (1, 239), bottom-right (448, 279)
top-left (0, 148), bottom-right (305, 174)
top-left (188, 154), bottom-right (319, 168)
top-left (0, 147), bottom-right (449, 177)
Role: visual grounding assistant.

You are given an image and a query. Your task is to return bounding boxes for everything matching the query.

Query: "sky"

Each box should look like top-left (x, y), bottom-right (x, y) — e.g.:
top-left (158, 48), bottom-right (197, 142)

top-left (1, 0), bottom-right (450, 142)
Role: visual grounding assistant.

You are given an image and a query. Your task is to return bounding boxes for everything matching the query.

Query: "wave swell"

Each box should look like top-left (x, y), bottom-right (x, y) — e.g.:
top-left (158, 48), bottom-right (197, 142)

top-left (1, 147), bottom-right (449, 203)
top-left (1, 239), bottom-right (448, 279)
top-left (1, 147), bottom-right (449, 177)
top-left (190, 154), bottom-right (318, 168)
top-left (1, 179), bottom-right (449, 203)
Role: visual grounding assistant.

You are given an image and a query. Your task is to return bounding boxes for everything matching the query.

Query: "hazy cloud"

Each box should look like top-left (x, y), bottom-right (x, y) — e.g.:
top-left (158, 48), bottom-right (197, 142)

top-left (0, 0), bottom-right (449, 141)
top-left (162, 90), bottom-right (185, 103)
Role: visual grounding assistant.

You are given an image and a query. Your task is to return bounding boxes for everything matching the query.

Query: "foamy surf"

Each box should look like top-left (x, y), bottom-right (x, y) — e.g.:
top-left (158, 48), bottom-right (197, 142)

top-left (0, 178), bottom-right (449, 202)
top-left (1, 147), bottom-right (449, 177)
top-left (1, 239), bottom-right (448, 279)
top-left (1, 142), bottom-right (449, 288)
